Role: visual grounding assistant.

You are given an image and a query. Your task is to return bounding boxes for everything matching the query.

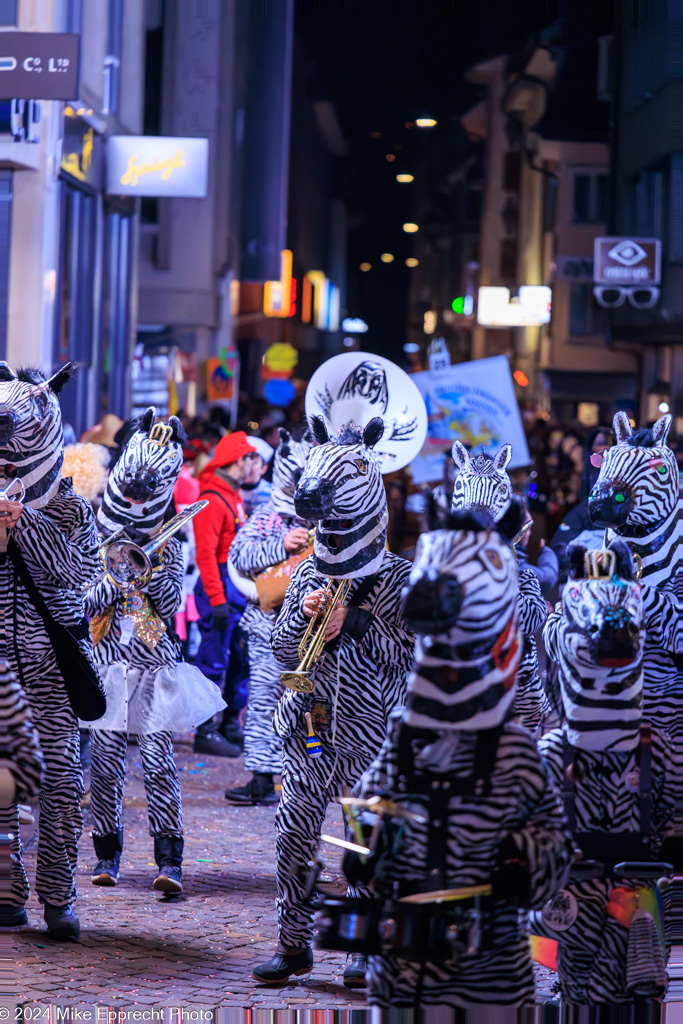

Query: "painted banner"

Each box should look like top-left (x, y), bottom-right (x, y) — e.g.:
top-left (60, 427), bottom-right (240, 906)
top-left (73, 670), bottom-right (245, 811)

top-left (410, 355), bottom-right (530, 484)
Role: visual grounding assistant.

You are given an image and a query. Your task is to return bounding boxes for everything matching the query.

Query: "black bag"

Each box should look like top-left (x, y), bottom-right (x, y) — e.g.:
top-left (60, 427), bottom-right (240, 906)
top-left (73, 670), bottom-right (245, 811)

top-left (8, 539), bottom-right (107, 721)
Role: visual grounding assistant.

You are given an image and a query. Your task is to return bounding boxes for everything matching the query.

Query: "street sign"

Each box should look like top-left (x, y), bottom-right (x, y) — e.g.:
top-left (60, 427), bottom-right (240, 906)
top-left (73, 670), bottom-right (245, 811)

top-left (477, 286), bottom-right (552, 327)
top-left (0, 33), bottom-right (80, 100)
top-left (593, 237), bottom-right (661, 286)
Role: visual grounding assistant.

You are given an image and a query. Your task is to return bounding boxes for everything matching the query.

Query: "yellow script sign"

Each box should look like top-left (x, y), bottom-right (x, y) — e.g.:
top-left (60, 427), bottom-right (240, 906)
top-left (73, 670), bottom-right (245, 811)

top-left (120, 150), bottom-right (186, 188)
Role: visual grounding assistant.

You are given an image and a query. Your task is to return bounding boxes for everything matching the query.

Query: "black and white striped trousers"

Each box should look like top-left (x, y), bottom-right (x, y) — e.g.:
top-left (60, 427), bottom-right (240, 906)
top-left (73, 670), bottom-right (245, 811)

top-left (89, 729), bottom-right (182, 839)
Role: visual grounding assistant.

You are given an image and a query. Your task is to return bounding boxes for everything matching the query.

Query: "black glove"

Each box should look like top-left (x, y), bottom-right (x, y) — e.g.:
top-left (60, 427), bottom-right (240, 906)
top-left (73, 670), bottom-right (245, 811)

top-left (491, 834), bottom-right (531, 904)
top-left (211, 602), bottom-right (230, 630)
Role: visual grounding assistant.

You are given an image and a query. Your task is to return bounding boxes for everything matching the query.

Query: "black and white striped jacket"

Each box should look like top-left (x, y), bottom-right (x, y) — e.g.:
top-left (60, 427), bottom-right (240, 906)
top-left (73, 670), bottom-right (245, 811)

top-left (0, 664), bottom-right (43, 802)
top-left (271, 552), bottom-right (415, 791)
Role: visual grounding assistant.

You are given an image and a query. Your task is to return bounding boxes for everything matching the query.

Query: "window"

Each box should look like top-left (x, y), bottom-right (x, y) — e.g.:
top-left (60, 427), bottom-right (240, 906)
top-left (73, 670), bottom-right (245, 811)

top-left (0, 172), bottom-right (12, 360)
top-left (0, 1), bottom-right (16, 26)
top-left (101, 210), bottom-right (134, 418)
top-left (103, 0), bottom-right (123, 115)
top-left (66, 0), bottom-right (82, 32)
top-left (571, 171), bottom-right (609, 224)
top-left (569, 282), bottom-right (605, 337)
top-left (631, 169), bottom-right (664, 237)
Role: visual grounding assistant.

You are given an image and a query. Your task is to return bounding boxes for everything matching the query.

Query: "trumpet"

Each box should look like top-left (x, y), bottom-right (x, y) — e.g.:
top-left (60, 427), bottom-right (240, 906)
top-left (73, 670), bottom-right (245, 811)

top-left (85, 499), bottom-right (208, 592)
top-left (280, 577), bottom-right (352, 693)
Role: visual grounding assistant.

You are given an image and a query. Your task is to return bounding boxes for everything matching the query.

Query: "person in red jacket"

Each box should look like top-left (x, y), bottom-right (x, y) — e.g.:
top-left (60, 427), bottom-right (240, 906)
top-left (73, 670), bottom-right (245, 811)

top-left (193, 432), bottom-right (257, 756)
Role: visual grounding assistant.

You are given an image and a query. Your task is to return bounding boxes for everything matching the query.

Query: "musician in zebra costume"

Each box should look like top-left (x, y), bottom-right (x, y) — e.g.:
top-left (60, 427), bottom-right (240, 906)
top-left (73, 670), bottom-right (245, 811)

top-left (0, 662), bottom-right (44, 924)
top-left (85, 409), bottom-right (225, 894)
top-left (0, 362), bottom-right (100, 940)
top-left (252, 417), bottom-right (415, 988)
top-left (530, 539), bottom-right (674, 1002)
top-left (451, 441), bottom-right (549, 730)
top-left (227, 428), bottom-right (313, 806)
top-left (343, 505), bottom-right (572, 1008)
top-left (588, 412), bottom-right (681, 864)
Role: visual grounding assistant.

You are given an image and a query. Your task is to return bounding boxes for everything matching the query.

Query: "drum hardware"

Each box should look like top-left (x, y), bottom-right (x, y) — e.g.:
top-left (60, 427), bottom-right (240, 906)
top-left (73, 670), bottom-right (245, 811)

top-left (84, 499), bottom-right (208, 592)
top-left (228, 527), bottom-right (316, 609)
top-left (280, 576), bottom-right (352, 693)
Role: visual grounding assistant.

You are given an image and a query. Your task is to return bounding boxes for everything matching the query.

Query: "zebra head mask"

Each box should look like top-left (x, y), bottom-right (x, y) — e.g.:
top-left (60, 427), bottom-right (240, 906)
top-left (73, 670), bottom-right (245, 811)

top-left (294, 416), bottom-right (387, 578)
top-left (400, 505), bottom-right (523, 731)
top-left (98, 407), bottom-right (187, 537)
top-left (271, 426), bottom-right (313, 518)
top-left (588, 412), bottom-right (676, 532)
top-left (451, 441), bottom-right (513, 522)
top-left (555, 539), bottom-right (643, 753)
top-left (0, 361), bottom-right (74, 509)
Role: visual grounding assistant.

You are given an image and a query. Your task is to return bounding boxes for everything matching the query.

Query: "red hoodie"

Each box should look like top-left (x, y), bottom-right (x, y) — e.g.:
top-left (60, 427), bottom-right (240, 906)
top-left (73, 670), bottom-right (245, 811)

top-left (195, 471), bottom-right (247, 606)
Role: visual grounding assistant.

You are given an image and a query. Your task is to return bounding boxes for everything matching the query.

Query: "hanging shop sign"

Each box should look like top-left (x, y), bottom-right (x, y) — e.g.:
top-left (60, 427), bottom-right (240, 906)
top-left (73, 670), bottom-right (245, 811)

top-left (593, 237), bottom-right (661, 286)
top-left (262, 342), bottom-right (298, 381)
top-left (206, 348), bottom-right (238, 403)
top-left (106, 136), bottom-right (209, 198)
top-left (263, 250), bottom-right (296, 318)
top-left (0, 33), bottom-right (80, 100)
top-left (302, 271), bottom-right (340, 331)
top-left (477, 286), bottom-right (551, 327)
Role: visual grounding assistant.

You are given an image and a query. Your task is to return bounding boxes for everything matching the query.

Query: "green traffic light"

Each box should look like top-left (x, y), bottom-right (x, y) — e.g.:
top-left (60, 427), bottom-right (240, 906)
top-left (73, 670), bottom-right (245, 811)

top-left (452, 297), bottom-right (465, 314)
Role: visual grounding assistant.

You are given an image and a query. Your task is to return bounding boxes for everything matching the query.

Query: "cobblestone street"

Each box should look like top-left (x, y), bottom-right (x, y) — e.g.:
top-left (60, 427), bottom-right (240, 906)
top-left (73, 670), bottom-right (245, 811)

top-left (10, 740), bottom-right (557, 1012)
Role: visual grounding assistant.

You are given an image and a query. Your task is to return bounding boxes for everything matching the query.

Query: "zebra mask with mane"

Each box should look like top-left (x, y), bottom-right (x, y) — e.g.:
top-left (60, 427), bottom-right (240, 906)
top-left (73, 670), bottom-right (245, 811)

top-left (588, 411), bottom-right (680, 587)
top-left (98, 407), bottom-right (187, 537)
top-left (400, 506), bottom-right (524, 731)
top-left (0, 361), bottom-right (74, 508)
top-left (293, 415), bottom-right (387, 578)
top-left (451, 441), bottom-right (513, 521)
top-left (271, 426), bottom-right (313, 518)
top-left (547, 539), bottom-right (643, 753)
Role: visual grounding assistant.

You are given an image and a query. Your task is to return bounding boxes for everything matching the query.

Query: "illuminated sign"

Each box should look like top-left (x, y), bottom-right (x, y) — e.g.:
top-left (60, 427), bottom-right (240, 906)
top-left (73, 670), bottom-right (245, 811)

top-left (593, 237), bottom-right (661, 285)
top-left (106, 136), bottom-right (209, 197)
top-left (302, 271), bottom-right (340, 331)
top-left (477, 286), bottom-right (551, 327)
top-left (341, 317), bottom-right (368, 333)
top-left (0, 33), bottom-right (80, 100)
top-left (264, 250), bottom-right (295, 318)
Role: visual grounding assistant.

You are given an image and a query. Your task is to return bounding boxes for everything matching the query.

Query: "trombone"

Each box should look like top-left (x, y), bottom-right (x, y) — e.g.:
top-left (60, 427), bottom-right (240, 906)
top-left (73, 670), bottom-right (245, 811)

top-left (280, 577), bottom-right (352, 693)
top-left (84, 499), bottom-right (208, 593)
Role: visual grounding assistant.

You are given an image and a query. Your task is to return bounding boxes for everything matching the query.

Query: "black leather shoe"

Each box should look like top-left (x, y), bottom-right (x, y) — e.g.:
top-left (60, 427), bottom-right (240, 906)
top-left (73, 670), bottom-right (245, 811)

top-left (220, 718), bottom-right (245, 750)
top-left (43, 902), bottom-right (81, 941)
top-left (343, 954), bottom-right (367, 989)
top-left (252, 947), bottom-right (313, 984)
top-left (225, 773), bottom-right (278, 806)
top-left (193, 731), bottom-right (241, 758)
top-left (0, 903), bottom-right (28, 927)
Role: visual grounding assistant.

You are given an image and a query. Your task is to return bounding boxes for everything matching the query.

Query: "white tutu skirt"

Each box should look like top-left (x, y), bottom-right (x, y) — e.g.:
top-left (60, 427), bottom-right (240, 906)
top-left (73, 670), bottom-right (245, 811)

top-left (83, 662), bottom-right (227, 734)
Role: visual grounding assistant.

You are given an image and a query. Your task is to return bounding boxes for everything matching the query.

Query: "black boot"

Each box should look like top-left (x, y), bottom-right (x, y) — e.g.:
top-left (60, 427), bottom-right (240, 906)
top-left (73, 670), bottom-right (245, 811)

top-left (220, 713), bottom-right (245, 750)
top-left (91, 830), bottom-right (123, 886)
top-left (225, 772), bottom-right (278, 806)
top-left (153, 836), bottom-right (183, 894)
top-left (194, 718), bottom-right (241, 758)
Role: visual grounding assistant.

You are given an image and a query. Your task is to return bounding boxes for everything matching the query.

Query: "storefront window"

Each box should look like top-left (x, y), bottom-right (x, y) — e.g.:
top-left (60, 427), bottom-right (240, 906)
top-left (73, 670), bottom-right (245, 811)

top-left (0, 171), bottom-right (12, 361)
top-left (0, 1), bottom-right (16, 26)
top-left (100, 208), bottom-right (134, 418)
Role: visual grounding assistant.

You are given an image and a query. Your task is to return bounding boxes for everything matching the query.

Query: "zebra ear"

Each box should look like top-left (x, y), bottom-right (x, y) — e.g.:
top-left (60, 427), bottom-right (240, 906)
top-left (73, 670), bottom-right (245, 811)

top-left (651, 413), bottom-right (672, 447)
top-left (363, 417), bottom-right (385, 448)
top-left (451, 440), bottom-right (470, 469)
top-left (278, 427), bottom-right (291, 445)
top-left (138, 407), bottom-right (156, 434)
top-left (168, 416), bottom-right (188, 446)
top-left (309, 416), bottom-right (329, 445)
top-left (613, 411), bottom-right (633, 444)
top-left (45, 361), bottom-right (77, 395)
top-left (493, 443), bottom-right (512, 472)
top-left (566, 542), bottom-right (587, 579)
top-left (610, 539), bottom-right (636, 581)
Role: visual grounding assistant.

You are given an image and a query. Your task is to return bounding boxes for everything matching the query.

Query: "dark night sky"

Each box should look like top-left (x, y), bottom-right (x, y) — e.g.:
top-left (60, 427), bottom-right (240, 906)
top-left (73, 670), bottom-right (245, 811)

top-left (295, 1), bottom-right (615, 360)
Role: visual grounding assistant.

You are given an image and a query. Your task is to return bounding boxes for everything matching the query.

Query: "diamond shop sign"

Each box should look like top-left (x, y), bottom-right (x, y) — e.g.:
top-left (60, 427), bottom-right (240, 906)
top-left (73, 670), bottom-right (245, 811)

top-left (593, 237), bottom-right (661, 286)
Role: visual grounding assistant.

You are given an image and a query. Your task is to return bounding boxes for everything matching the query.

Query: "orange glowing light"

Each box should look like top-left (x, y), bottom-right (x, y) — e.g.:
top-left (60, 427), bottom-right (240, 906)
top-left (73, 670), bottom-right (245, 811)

top-left (513, 370), bottom-right (529, 387)
top-left (385, 154), bottom-right (396, 162)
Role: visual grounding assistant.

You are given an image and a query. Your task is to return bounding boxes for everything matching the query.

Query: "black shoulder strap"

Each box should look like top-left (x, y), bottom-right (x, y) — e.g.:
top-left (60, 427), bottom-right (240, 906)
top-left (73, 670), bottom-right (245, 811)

top-left (201, 489), bottom-right (241, 526)
top-left (347, 573), bottom-right (379, 609)
top-left (562, 733), bottom-right (577, 834)
top-left (638, 723), bottom-right (652, 840)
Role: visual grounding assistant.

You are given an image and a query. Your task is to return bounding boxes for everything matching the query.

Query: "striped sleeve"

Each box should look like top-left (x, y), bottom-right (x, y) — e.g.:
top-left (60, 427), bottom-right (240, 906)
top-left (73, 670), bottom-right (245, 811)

top-left (517, 566), bottom-right (546, 637)
top-left (229, 506), bottom-right (288, 577)
top-left (0, 669), bottom-right (43, 801)
top-left (12, 495), bottom-right (100, 591)
top-left (143, 537), bottom-right (184, 619)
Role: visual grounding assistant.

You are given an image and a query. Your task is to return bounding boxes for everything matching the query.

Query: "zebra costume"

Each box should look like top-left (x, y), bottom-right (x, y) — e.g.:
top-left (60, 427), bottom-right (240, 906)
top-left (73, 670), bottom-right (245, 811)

top-left (451, 441), bottom-right (549, 730)
top-left (349, 510), bottom-right (572, 1008)
top-left (588, 412), bottom-right (681, 858)
top-left (530, 539), bottom-right (674, 1002)
top-left (259, 417), bottom-right (415, 967)
top-left (228, 429), bottom-right (313, 784)
top-left (85, 409), bottom-right (224, 889)
top-left (0, 362), bottom-right (100, 927)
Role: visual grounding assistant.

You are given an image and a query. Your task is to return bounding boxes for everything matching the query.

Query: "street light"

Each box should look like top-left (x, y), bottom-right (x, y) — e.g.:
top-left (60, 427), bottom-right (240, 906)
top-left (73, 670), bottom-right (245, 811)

top-left (396, 173), bottom-right (414, 183)
top-left (405, 258), bottom-right (419, 267)
top-left (380, 253), bottom-right (395, 263)
top-left (360, 262), bottom-right (372, 272)
top-left (416, 118), bottom-right (437, 128)
top-left (403, 223), bottom-right (419, 233)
